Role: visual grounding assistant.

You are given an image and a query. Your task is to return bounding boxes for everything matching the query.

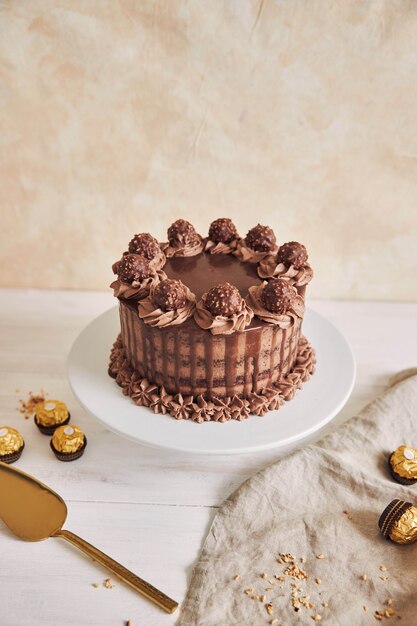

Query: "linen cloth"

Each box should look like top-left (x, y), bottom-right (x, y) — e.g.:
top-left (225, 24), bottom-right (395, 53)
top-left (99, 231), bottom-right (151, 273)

top-left (178, 371), bottom-right (417, 626)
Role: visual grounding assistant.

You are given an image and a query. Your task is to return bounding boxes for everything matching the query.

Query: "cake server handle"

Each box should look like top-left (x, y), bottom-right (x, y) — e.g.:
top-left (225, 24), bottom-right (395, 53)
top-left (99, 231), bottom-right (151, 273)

top-left (53, 528), bottom-right (178, 613)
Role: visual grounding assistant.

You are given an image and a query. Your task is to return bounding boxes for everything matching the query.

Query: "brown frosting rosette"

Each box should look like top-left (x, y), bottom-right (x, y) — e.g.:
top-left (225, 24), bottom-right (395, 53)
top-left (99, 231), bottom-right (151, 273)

top-left (204, 218), bottom-right (239, 255)
top-left (111, 254), bottom-right (167, 301)
top-left (138, 279), bottom-right (196, 328)
top-left (234, 224), bottom-right (278, 263)
top-left (162, 219), bottom-right (204, 257)
top-left (247, 280), bottom-right (304, 327)
top-left (258, 241), bottom-right (313, 287)
top-left (194, 283), bottom-right (254, 335)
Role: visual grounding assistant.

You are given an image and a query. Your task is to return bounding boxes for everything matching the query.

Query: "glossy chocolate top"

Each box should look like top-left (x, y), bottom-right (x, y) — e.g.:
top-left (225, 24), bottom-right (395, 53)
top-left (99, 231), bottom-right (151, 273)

top-left (164, 252), bottom-right (260, 299)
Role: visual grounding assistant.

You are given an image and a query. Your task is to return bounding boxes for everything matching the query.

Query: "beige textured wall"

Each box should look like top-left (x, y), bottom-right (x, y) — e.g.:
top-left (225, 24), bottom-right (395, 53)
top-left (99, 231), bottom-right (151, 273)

top-left (1, 1), bottom-right (416, 300)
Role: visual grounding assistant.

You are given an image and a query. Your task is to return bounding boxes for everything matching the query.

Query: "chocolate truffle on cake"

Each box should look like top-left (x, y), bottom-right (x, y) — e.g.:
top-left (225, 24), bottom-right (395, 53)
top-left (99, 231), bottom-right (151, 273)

top-left (245, 224), bottom-right (277, 253)
top-left (0, 426), bottom-right (25, 464)
top-left (164, 219), bottom-right (204, 257)
top-left (50, 425), bottom-right (87, 462)
top-left (379, 499), bottom-right (417, 544)
top-left (277, 241), bottom-right (308, 270)
top-left (128, 233), bottom-right (160, 260)
top-left (389, 445), bottom-right (417, 485)
top-left (34, 400), bottom-right (70, 435)
top-left (205, 283), bottom-right (243, 317)
top-left (194, 283), bottom-right (254, 335)
top-left (118, 254), bottom-right (152, 284)
top-left (153, 279), bottom-right (188, 312)
top-left (261, 278), bottom-right (297, 314)
top-left (208, 218), bottom-right (238, 244)
top-left (168, 219), bottom-right (200, 247)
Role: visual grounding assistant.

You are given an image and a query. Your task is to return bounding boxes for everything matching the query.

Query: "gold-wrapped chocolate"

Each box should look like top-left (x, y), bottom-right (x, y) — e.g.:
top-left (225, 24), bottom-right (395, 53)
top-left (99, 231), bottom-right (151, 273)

top-left (379, 499), bottom-right (417, 545)
top-left (35, 400), bottom-right (69, 428)
top-left (0, 426), bottom-right (25, 463)
top-left (52, 425), bottom-right (84, 454)
top-left (0, 427), bottom-right (24, 455)
top-left (389, 445), bottom-right (417, 485)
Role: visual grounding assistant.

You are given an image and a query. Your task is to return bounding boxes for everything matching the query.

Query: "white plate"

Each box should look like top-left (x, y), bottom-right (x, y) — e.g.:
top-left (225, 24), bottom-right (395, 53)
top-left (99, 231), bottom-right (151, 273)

top-left (67, 307), bottom-right (355, 455)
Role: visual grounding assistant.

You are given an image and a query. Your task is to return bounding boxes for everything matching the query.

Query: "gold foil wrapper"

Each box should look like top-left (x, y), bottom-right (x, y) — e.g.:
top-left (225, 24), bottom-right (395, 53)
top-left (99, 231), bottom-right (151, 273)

top-left (52, 425), bottom-right (85, 454)
top-left (390, 446), bottom-right (417, 479)
top-left (0, 426), bottom-right (24, 455)
top-left (35, 400), bottom-right (69, 427)
top-left (389, 506), bottom-right (417, 544)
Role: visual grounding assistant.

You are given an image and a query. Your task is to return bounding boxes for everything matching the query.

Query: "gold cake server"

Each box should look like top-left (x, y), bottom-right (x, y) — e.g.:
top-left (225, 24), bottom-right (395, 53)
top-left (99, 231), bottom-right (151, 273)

top-left (0, 462), bottom-right (178, 614)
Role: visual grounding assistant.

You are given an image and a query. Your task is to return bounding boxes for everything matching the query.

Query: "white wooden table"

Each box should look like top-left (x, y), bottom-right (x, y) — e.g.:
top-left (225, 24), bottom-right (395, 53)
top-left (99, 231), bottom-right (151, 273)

top-left (0, 289), bottom-right (415, 626)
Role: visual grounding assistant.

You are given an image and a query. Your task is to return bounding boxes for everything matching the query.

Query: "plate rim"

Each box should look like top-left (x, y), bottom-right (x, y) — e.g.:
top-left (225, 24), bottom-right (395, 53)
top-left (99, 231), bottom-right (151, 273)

top-left (67, 306), bottom-right (356, 455)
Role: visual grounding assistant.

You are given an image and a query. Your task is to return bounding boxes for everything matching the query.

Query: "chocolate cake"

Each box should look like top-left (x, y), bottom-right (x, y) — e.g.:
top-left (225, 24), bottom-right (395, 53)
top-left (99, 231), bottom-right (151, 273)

top-left (109, 219), bottom-right (315, 422)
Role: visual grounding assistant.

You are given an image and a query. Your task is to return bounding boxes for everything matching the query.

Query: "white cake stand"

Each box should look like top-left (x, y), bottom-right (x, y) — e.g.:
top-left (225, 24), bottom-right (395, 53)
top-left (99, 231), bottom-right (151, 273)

top-left (67, 307), bottom-right (355, 455)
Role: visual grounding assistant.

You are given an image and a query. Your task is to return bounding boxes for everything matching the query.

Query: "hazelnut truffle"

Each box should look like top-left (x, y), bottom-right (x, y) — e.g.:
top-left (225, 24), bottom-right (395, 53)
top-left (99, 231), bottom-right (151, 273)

top-left (0, 426), bottom-right (25, 464)
top-left (389, 445), bottom-right (417, 485)
top-left (208, 218), bottom-right (238, 244)
top-left (378, 499), bottom-right (417, 544)
top-left (205, 283), bottom-right (243, 317)
top-left (117, 254), bottom-right (152, 284)
top-left (34, 400), bottom-right (70, 435)
top-left (261, 279), bottom-right (296, 314)
top-left (153, 279), bottom-right (188, 312)
top-left (50, 425), bottom-right (87, 462)
top-left (277, 241), bottom-right (308, 269)
top-left (128, 233), bottom-right (161, 260)
top-left (168, 219), bottom-right (200, 247)
top-left (245, 224), bottom-right (277, 253)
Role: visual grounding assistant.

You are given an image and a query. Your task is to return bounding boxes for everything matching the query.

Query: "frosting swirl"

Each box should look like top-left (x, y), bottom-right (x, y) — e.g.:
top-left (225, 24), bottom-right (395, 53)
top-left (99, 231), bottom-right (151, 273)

top-left (35, 400), bottom-right (69, 427)
top-left (110, 269), bottom-right (166, 301)
top-left (258, 256), bottom-right (313, 286)
top-left (138, 285), bottom-right (196, 328)
top-left (204, 239), bottom-right (239, 255)
top-left (194, 292), bottom-right (254, 335)
top-left (0, 426), bottom-right (24, 455)
top-left (390, 446), bottom-right (417, 480)
top-left (51, 425), bottom-right (85, 454)
top-left (233, 239), bottom-right (278, 263)
top-left (161, 238), bottom-right (204, 258)
top-left (247, 282), bottom-right (304, 327)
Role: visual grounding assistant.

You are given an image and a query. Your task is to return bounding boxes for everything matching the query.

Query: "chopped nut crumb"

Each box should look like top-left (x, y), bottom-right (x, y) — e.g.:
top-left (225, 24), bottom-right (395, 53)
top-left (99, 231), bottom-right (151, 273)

top-left (265, 587), bottom-right (272, 591)
top-left (312, 616), bottom-right (322, 622)
top-left (386, 599), bottom-right (393, 606)
top-left (380, 576), bottom-right (389, 582)
top-left (270, 620), bottom-right (278, 626)
top-left (233, 574), bottom-right (240, 580)
top-left (300, 557), bottom-right (306, 563)
top-left (360, 574), bottom-right (368, 581)
top-left (244, 588), bottom-right (254, 595)
top-left (266, 603), bottom-right (274, 615)
top-left (322, 602), bottom-right (329, 608)
top-left (18, 390), bottom-right (47, 419)
top-left (92, 582), bottom-right (99, 588)
top-left (380, 565), bottom-right (387, 572)
top-left (364, 606), bottom-right (368, 612)
top-left (103, 578), bottom-right (114, 589)
top-left (316, 554), bottom-right (325, 560)
top-left (126, 621), bottom-right (131, 626)
top-left (315, 578), bottom-right (321, 585)
top-left (260, 595), bottom-right (267, 602)
top-left (261, 572), bottom-right (268, 579)
top-left (385, 608), bottom-right (395, 617)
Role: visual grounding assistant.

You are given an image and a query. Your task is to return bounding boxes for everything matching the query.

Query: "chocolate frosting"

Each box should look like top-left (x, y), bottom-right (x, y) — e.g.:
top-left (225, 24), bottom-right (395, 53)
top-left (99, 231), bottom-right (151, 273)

top-left (138, 285), bottom-right (196, 327)
top-left (194, 292), bottom-right (254, 335)
top-left (233, 239), bottom-right (279, 263)
top-left (109, 334), bottom-right (316, 422)
top-left (162, 238), bottom-right (204, 258)
top-left (110, 269), bottom-right (167, 301)
top-left (204, 239), bottom-right (239, 255)
top-left (247, 282), bottom-right (304, 327)
top-left (258, 255), bottom-right (313, 286)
